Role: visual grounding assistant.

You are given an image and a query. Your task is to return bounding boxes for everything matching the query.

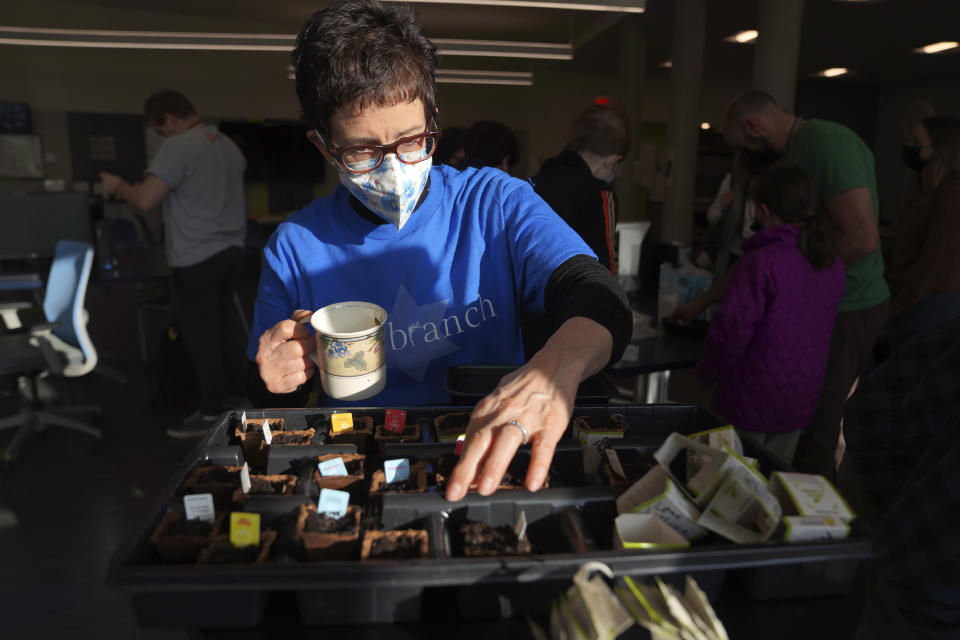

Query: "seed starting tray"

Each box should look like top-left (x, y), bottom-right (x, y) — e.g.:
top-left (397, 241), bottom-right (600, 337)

top-left (108, 405), bottom-right (872, 629)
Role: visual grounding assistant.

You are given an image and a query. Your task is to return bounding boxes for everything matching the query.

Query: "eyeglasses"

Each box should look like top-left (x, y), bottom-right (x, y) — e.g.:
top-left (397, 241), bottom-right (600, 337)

top-left (321, 129), bottom-right (442, 174)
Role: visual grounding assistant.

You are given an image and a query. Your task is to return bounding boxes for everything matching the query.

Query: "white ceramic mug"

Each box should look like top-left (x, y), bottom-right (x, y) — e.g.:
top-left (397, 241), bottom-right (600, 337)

top-left (309, 301), bottom-right (387, 401)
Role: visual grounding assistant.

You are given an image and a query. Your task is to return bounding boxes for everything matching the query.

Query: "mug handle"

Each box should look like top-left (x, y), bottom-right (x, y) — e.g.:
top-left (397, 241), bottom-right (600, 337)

top-left (298, 315), bottom-right (320, 368)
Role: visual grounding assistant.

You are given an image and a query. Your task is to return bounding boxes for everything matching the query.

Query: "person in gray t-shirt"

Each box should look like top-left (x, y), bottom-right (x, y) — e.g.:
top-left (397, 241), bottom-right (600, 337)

top-left (101, 90), bottom-right (247, 438)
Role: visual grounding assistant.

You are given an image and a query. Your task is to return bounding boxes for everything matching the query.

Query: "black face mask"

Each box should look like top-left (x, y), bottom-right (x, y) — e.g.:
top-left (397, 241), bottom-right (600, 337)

top-left (741, 140), bottom-right (782, 176)
top-left (901, 145), bottom-right (929, 172)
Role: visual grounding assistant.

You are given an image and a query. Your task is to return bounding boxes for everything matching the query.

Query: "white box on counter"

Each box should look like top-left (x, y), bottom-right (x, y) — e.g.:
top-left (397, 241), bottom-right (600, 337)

top-left (768, 472), bottom-right (855, 522)
top-left (614, 513), bottom-right (690, 550)
top-left (782, 516), bottom-right (851, 542)
top-left (616, 465), bottom-right (706, 541)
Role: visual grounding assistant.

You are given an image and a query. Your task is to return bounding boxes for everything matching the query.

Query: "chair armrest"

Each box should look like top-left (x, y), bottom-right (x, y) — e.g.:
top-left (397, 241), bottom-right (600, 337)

top-left (0, 301), bottom-right (35, 331)
top-left (27, 322), bottom-right (59, 334)
top-left (26, 322), bottom-right (64, 376)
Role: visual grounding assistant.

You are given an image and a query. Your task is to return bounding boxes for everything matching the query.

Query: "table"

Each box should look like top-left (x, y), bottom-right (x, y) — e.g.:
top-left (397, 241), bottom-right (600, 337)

top-left (0, 273), bottom-right (41, 291)
top-left (607, 291), bottom-right (705, 403)
top-left (608, 334), bottom-right (704, 403)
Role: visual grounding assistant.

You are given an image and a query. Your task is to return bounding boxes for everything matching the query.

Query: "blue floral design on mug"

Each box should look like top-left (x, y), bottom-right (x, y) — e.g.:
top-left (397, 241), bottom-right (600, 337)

top-left (326, 340), bottom-right (349, 359)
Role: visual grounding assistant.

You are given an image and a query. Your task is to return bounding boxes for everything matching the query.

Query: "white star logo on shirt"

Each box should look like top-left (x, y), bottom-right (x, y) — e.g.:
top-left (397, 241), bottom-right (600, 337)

top-left (386, 284), bottom-right (460, 382)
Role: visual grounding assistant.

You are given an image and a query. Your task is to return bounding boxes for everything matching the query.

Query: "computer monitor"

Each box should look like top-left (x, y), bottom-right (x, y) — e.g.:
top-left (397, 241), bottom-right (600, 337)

top-left (0, 192), bottom-right (95, 260)
top-left (0, 134), bottom-right (44, 179)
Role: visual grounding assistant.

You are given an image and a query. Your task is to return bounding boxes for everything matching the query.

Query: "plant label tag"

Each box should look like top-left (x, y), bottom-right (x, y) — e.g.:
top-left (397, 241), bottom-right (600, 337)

top-left (240, 462), bottom-right (251, 494)
top-left (606, 449), bottom-right (626, 479)
top-left (183, 493), bottom-right (215, 523)
top-left (384, 409), bottom-right (406, 434)
top-left (384, 458), bottom-right (410, 484)
top-left (331, 412), bottom-right (354, 434)
top-left (241, 410), bottom-right (247, 429)
top-left (454, 433), bottom-right (466, 456)
top-left (318, 457), bottom-right (349, 477)
top-left (317, 489), bottom-right (350, 518)
top-left (262, 421), bottom-right (273, 445)
top-left (229, 512), bottom-right (260, 548)
top-left (515, 510), bottom-right (528, 540)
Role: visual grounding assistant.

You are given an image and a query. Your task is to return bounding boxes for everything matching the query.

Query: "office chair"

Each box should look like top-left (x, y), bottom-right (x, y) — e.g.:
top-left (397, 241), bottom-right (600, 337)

top-left (0, 240), bottom-right (102, 463)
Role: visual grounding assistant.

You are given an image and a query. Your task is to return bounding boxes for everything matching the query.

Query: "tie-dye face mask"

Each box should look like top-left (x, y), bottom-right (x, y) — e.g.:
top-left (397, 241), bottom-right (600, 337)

top-left (338, 152), bottom-right (432, 230)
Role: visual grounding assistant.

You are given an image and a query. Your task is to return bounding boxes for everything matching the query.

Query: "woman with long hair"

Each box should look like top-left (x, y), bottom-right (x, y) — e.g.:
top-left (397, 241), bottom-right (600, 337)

top-left (888, 116), bottom-right (960, 342)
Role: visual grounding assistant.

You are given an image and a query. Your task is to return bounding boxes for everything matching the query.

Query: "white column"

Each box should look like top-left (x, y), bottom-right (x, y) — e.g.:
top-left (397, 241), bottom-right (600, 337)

top-left (617, 16), bottom-right (644, 222)
top-left (662, 0), bottom-right (706, 243)
top-left (753, 0), bottom-right (805, 111)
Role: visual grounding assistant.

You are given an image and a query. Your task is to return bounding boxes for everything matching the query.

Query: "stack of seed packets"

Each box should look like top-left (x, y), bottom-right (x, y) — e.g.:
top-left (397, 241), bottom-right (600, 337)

top-left (527, 563), bottom-right (728, 640)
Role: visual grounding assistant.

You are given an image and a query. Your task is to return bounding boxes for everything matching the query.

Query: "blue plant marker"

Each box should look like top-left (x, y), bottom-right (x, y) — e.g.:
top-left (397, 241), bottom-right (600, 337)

top-left (318, 457), bottom-right (349, 477)
top-left (384, 458), bottom-right (410, 484)
top-left (318, 488), bottom-right (350, 518)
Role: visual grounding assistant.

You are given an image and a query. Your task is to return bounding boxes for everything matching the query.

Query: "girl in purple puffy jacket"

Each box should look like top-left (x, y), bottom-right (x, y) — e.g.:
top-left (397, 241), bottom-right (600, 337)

top-left (696, 165), bottom-right (846, 464)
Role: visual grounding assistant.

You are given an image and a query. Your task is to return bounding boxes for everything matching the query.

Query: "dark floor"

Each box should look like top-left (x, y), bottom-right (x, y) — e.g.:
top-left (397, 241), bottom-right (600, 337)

top-left (0, 273), bottom-right (870, 639)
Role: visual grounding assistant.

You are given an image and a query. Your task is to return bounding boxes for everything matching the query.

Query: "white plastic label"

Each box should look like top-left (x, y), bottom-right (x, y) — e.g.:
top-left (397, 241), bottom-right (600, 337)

top-left (240, 462), bottom-right (251, 494)
top-left (317, 488), bottom-right (350, 518)
top-left (515, 510), bottom-right (528, 540)
top-left (384, 458), bottom-right (410, 484)
top-left (183, 493), bottom-right (215, 523)
top-left (318, 457), bottom-right (349, 477)
top-left (606, 449), bottom-right (626, 479)
top-left (262, 421), bottom-right (273, 445)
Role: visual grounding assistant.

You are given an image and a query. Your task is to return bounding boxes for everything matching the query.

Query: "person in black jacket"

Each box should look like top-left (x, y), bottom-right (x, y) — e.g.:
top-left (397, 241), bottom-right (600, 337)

top-left (530, 103), bottom-right (631, 273)
top-left (521, 104), bottom-right (630, 361)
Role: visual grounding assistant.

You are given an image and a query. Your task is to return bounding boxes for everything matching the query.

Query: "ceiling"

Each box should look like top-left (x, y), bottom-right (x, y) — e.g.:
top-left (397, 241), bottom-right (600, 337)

top-left (6, 0), bottom-right (960, 86)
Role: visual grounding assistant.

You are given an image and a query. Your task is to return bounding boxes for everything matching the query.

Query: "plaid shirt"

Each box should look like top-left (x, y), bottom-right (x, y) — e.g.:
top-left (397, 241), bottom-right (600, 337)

top-left (844, 316), bottom-right (960, 628)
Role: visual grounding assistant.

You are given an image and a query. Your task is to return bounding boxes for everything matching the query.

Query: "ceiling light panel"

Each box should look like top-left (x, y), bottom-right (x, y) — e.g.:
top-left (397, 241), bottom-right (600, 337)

top-left (0, 26), bottom-right (571, 60)
top-left (392, 0), bottom-right (645, 12)
top-left (433, 38), bottom-right (572, 59)
top-left (436, 69), bottom-right (533, 85)
top-left (725, 29), bottom-right (758, 44)
top-left (916, 41), bottom-right (959, 54)
top-left (816, 67), bottom-right (849, 77)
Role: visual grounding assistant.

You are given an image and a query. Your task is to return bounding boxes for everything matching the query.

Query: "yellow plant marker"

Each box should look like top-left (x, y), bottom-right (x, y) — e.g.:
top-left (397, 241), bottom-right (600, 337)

top-left (230, 512), bottom-right (261, 548)
top-left (330, 412), bottom-right (354, 434)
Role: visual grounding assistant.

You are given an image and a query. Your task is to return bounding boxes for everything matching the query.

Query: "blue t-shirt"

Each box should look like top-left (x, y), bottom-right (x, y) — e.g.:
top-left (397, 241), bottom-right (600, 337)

top-left (247, 164), bottom-right (595, 406)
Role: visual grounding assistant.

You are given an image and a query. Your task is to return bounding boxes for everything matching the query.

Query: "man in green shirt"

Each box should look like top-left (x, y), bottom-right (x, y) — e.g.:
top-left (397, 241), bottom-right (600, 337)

top-left (724, 89), bottom-right (890, 481)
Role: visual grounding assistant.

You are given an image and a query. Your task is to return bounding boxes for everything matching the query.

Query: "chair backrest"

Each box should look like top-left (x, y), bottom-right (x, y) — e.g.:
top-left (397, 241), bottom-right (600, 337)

top-left (43, 240), bottom-right (95, 367)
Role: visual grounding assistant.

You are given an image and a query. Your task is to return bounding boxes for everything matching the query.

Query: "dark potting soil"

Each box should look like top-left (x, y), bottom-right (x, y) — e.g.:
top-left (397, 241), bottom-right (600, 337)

top-left (435, 455), bottom-right (525, 489)
top-left (163, 518), bottom-right (212, 538)
top-left (380, 424), bottom-right (417, 437)
top-left (435, 412), bottom-right (470, 435)
top-left (248, 477), bottom-right (289, 495)
top-left (368, 533), bottom-right (425, 559)
top-left (240, 419), bottom-right (283, 434)
top-left (577, 414), bottom-right (627, 433)
top-left (304, 511), bottom-right (355, 534)
top-left (621, 461), bottom-right (656, 479)
top-left (194, 468), bottom-right (239, 485)
top-left (270, 432), bottom-right (312, 445)
top-left (461, 521), bottom-right (531, 556)
top-left (497, 470), bottom-right (526, 487)
top-left (437, 454), bottom-right (456, 479)
top-left (203, 541), bottom-right (260, 564)
top-left (383, 475), bottom-right (420, 491)
top-left (340, 459), bottom-right (364, 474)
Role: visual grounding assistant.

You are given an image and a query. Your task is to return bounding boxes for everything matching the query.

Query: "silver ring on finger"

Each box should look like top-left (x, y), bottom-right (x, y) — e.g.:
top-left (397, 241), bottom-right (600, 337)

top-left (505, 420), bottom-right (530, 445)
